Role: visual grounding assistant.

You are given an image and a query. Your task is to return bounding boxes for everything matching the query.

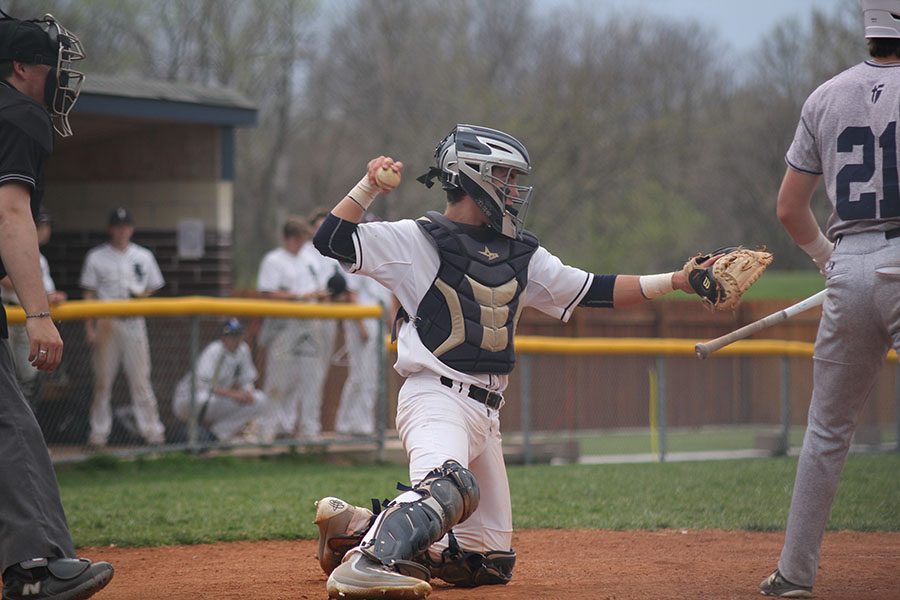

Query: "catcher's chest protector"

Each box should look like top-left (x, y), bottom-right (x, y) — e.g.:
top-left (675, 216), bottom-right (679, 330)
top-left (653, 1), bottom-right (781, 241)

top-left (413, 212), bottom-right (539, 374)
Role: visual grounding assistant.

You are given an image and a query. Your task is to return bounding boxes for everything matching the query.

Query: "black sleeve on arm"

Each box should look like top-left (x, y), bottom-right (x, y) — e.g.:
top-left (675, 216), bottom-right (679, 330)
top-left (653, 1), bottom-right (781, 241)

top-left (0, 122), bottom-right (43, 189)
top-left (313, 212), bottom-right (358, 263)
top-left (578, 274), bottom-right (617, 308)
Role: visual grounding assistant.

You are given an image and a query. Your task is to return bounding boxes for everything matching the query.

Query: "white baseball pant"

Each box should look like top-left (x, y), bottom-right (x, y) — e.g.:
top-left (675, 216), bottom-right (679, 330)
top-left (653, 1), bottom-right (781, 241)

top-left (89, 317), bottom-right (165, 446)
top-left (258, 318), bottom-right (335, 439)
top-left (334, 318), bottom-right (380, 435)
top-left (361, 371), bottom-right (512, 556)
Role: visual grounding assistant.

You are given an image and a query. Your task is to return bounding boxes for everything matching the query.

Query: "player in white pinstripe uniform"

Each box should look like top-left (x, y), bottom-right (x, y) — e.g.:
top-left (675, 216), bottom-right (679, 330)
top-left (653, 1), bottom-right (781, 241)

top-left (0, 210), bottom-right (65, 402)
top-left (80, 207), bottom-right (166, 448)
top-left (333, 269), bottom-right (392, 436)
top-left (759, 2), bottom-right (900, 596)
top-left (256, 217), bottom-right (330, 441)
top-left (311, 125), bottom-right (713, 599)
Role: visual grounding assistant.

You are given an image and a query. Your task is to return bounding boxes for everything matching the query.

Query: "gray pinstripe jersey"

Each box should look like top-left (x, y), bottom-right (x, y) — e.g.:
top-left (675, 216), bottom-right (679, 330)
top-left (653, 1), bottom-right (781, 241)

top-left (785, 60), bottom-right (900, 239)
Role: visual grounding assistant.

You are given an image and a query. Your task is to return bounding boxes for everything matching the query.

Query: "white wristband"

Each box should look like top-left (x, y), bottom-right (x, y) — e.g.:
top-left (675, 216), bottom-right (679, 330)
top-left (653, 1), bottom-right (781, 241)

top-left (800, 231), bottom-right (832, 269)
top-left (347, 174), bottom-right (380, 211)
top-left (639, 272), bottom-right (675, 299)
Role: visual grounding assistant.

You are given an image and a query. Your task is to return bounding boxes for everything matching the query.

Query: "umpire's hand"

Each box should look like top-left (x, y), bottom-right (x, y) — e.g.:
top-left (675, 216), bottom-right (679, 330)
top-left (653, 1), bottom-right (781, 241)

top-left (26, 317), bottom-right (63, 371)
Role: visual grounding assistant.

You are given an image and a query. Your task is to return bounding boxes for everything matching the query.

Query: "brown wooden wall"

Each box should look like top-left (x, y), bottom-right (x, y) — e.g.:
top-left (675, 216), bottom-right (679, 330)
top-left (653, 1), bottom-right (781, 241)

top-left (313, 300), bottom-right (897, 435)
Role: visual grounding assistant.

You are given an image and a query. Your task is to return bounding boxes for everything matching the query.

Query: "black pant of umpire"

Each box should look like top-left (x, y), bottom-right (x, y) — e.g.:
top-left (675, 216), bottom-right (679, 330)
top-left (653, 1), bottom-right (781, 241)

top-left (0, 339), bottom-right (75, 572)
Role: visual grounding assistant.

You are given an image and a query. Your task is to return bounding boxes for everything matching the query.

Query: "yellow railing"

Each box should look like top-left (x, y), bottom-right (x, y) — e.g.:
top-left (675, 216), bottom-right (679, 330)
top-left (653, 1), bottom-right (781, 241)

top-left (4, 296), bottom-right (382, 324)
top-left (6, 297), bottom-right (897, 363)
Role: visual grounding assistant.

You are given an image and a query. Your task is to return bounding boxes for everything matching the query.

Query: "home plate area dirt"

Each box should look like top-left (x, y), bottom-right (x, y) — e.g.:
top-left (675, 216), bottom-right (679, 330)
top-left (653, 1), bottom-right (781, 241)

top-left (82, 529), bottom-right (898, 599)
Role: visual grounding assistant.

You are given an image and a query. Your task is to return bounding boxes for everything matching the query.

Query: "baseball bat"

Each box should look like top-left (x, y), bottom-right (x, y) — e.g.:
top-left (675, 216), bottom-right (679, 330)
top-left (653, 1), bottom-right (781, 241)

top-left (695, 289), bottom-right (827, 359)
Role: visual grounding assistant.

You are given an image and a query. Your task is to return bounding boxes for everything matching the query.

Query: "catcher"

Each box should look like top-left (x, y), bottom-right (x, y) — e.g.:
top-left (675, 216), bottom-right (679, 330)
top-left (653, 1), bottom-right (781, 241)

top-left (311, 124), bottom-right (772, 600)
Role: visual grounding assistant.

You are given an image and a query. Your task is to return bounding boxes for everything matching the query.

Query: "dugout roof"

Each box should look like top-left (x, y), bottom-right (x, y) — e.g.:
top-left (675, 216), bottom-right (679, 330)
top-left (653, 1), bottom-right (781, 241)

top-left (75, 73), bottom-right (257, 127)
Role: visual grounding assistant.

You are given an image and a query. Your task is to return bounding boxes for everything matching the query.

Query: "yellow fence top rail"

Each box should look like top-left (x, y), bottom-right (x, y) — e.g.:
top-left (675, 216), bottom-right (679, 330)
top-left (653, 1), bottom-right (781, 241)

top-left (4, 296), bottom-right (383, 324)
top-left (6, 298), bottom-right (897, 363)
top-left (514, 336), bottom-right (897, 362)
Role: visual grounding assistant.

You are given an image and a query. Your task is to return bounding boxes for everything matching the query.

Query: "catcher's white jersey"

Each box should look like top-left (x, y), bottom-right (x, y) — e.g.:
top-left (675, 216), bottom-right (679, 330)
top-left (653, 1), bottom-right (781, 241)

top-left (348, 219), bottom-right (591, 392)
top-left (786, 60), bottom-right (900, 239)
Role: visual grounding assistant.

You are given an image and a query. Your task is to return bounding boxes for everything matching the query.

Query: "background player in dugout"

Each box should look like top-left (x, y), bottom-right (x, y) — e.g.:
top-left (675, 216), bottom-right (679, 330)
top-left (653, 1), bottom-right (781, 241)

top-left (80, 207), bottom-right (166, 448)
top-left (0, 10), bottom-right (113, 599)
top-left (310, 124), bottom-right (718, 599)
top-left (0, 209), bottom-right (66, 404)
top-left (172, 318), bottom-right (266, 444)
top-left (758, 1), bottom-right (900, 597)
top-left (255, 217), bottom-right (332, 442)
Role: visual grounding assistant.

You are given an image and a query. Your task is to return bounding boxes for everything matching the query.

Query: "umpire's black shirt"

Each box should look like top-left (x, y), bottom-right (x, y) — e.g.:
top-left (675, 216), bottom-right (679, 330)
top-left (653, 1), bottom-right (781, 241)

top-left (0, 79), bottom-right (54, 338)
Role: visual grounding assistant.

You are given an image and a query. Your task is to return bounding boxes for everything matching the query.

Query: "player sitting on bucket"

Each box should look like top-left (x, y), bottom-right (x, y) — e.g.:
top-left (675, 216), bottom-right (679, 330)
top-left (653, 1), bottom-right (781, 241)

top-left (311, 124), bottom-right (717, 599)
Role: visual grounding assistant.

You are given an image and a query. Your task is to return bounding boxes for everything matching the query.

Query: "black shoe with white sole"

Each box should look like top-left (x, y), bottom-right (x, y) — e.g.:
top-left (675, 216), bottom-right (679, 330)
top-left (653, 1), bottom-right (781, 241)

top-left (2, 558), bottom-right (114, 600)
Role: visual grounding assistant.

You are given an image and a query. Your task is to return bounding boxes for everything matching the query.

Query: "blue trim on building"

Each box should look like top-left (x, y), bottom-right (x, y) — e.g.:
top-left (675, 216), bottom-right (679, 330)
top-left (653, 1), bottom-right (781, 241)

top-left (221, 127), bottom-right (235, 181)
top-left (75, 95), bottom-right (257, 126)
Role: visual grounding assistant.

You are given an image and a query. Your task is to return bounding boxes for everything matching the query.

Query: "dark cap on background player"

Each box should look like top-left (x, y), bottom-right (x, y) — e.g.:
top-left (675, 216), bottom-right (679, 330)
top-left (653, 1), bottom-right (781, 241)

top-left (108, 206), bottom-right (133, 226)
top-left (221, 318), bottom-right (244, 337)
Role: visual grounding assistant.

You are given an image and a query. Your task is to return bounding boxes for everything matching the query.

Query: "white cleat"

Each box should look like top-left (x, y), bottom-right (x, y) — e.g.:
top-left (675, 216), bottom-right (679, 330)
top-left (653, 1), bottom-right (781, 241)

top-left (314, 497), bottom-right (374, 575)
top-left (326, 550), bottom-right (432, 600)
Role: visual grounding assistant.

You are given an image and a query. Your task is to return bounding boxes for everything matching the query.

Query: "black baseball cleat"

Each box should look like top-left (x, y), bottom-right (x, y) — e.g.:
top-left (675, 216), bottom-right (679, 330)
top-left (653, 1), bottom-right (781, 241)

top-left (758, 569), bottom-right (813, 598)
top-left (2, 557), bottom-right (114, 600)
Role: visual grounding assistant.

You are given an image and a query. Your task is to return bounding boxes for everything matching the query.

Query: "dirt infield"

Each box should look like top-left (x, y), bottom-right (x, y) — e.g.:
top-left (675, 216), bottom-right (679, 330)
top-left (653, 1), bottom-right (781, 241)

top-left (82, 529), bottom-right (898, 600)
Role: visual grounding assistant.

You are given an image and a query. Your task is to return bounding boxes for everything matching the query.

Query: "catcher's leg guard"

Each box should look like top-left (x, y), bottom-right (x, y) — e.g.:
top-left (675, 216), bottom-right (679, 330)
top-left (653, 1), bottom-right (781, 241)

top-left (422, 532), bottom-right (516, 587)
top-left (360, 459), bottom-right (479, 580)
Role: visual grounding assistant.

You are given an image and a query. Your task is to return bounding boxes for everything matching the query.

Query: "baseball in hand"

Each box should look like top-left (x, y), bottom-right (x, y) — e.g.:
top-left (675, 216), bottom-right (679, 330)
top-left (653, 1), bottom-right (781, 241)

top-left (375, 166), bottom-right (401, 190)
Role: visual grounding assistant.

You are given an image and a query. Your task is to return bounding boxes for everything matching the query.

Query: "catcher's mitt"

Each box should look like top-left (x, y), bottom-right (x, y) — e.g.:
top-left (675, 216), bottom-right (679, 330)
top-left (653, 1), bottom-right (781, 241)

top-left (682, 246), bottom-right (773, 310)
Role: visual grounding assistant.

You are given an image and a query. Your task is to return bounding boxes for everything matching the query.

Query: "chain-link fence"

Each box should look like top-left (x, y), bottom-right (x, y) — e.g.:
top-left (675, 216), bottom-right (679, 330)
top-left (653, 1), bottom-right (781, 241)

top-left (507, 349), bottom-right (898, 465)
top-left (6, 298), bottom-right (388, 462)
top-left (5, 299), bottom-right (898, 464)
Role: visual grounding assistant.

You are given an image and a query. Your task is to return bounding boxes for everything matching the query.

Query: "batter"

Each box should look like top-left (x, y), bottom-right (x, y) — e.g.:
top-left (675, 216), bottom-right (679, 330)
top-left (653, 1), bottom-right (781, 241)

top-left (759, 1), bottom-right (900, 596)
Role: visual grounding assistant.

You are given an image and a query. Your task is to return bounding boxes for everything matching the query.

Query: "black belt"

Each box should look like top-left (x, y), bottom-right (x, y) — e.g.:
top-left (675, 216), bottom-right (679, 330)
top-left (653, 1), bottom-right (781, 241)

top-left (440, 376), bottom-right (503, 410)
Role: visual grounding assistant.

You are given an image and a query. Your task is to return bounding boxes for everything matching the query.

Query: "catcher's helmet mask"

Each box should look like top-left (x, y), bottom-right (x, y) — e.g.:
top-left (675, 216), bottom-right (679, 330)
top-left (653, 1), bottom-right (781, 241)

top-left (419, 124), bottom-right (533, 239)
top-left (0, 10), bottom-right (85, 137)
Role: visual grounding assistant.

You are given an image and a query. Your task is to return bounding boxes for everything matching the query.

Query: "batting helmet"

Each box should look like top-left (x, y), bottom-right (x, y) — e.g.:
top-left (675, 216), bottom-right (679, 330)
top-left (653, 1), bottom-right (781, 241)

top-left (418, 124), bottom-right (533, 239)
top-left (0, 11), bottom-right (85, 137)
top-left (861, 0), bottom-right (900, 38)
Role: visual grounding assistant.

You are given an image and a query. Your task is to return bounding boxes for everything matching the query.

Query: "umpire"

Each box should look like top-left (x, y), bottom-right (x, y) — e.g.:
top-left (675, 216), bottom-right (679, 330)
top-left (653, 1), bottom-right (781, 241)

top-left (0, 11), bottom-right (113, 600)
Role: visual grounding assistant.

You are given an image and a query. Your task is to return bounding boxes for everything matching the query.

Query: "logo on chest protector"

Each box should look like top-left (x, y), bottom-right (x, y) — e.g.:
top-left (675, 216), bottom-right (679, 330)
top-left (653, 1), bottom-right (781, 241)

top-left (478, 246), bottom-right (499, 261)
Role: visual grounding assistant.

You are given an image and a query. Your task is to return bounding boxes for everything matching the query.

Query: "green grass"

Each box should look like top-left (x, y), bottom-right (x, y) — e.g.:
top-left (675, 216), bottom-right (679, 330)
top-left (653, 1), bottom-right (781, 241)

top-left (572, 427), bottom-right (811, 455)
top-left (740, 270), bottom-right (825, 300)
top-left (57, 452), bottom-right (900, 547)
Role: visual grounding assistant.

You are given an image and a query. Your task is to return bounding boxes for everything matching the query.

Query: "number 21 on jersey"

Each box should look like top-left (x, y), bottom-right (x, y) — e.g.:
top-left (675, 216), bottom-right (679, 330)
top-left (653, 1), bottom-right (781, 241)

top-left (836, 121), bottom-right (900, 220)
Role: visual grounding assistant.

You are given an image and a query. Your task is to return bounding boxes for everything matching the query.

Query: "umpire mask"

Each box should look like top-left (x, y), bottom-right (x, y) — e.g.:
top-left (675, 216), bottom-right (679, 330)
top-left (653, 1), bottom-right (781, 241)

top-left (0, 11), bottom-right (85, 137)
top-left (38, 14), bottom-right (85, 137)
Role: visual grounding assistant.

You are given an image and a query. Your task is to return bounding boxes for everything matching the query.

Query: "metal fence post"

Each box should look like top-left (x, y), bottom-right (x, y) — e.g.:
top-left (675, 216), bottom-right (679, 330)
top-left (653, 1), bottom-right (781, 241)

top-left (376, 305), bottom-right (388, 462)
top-left (520, 353), bottom-right (532, 466)
top-left (188, 316), bottom-right (200, 452)
top-left (656, 356), bottom-right (667, 463)
top-left (780, 356), bottom-right (791, 455)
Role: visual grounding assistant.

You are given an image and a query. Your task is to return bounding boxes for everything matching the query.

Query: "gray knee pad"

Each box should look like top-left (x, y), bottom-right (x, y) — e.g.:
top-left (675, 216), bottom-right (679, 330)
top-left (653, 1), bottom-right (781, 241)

top-left (360, 460), bottom-right (480, 579)
top-left (424, 532), bottom-right (516, 587)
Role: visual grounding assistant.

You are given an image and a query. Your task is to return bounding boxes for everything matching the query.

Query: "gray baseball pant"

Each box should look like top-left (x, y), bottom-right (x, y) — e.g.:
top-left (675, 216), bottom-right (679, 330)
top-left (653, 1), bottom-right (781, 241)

top-left (0, 339), bottom-right (75, 572)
